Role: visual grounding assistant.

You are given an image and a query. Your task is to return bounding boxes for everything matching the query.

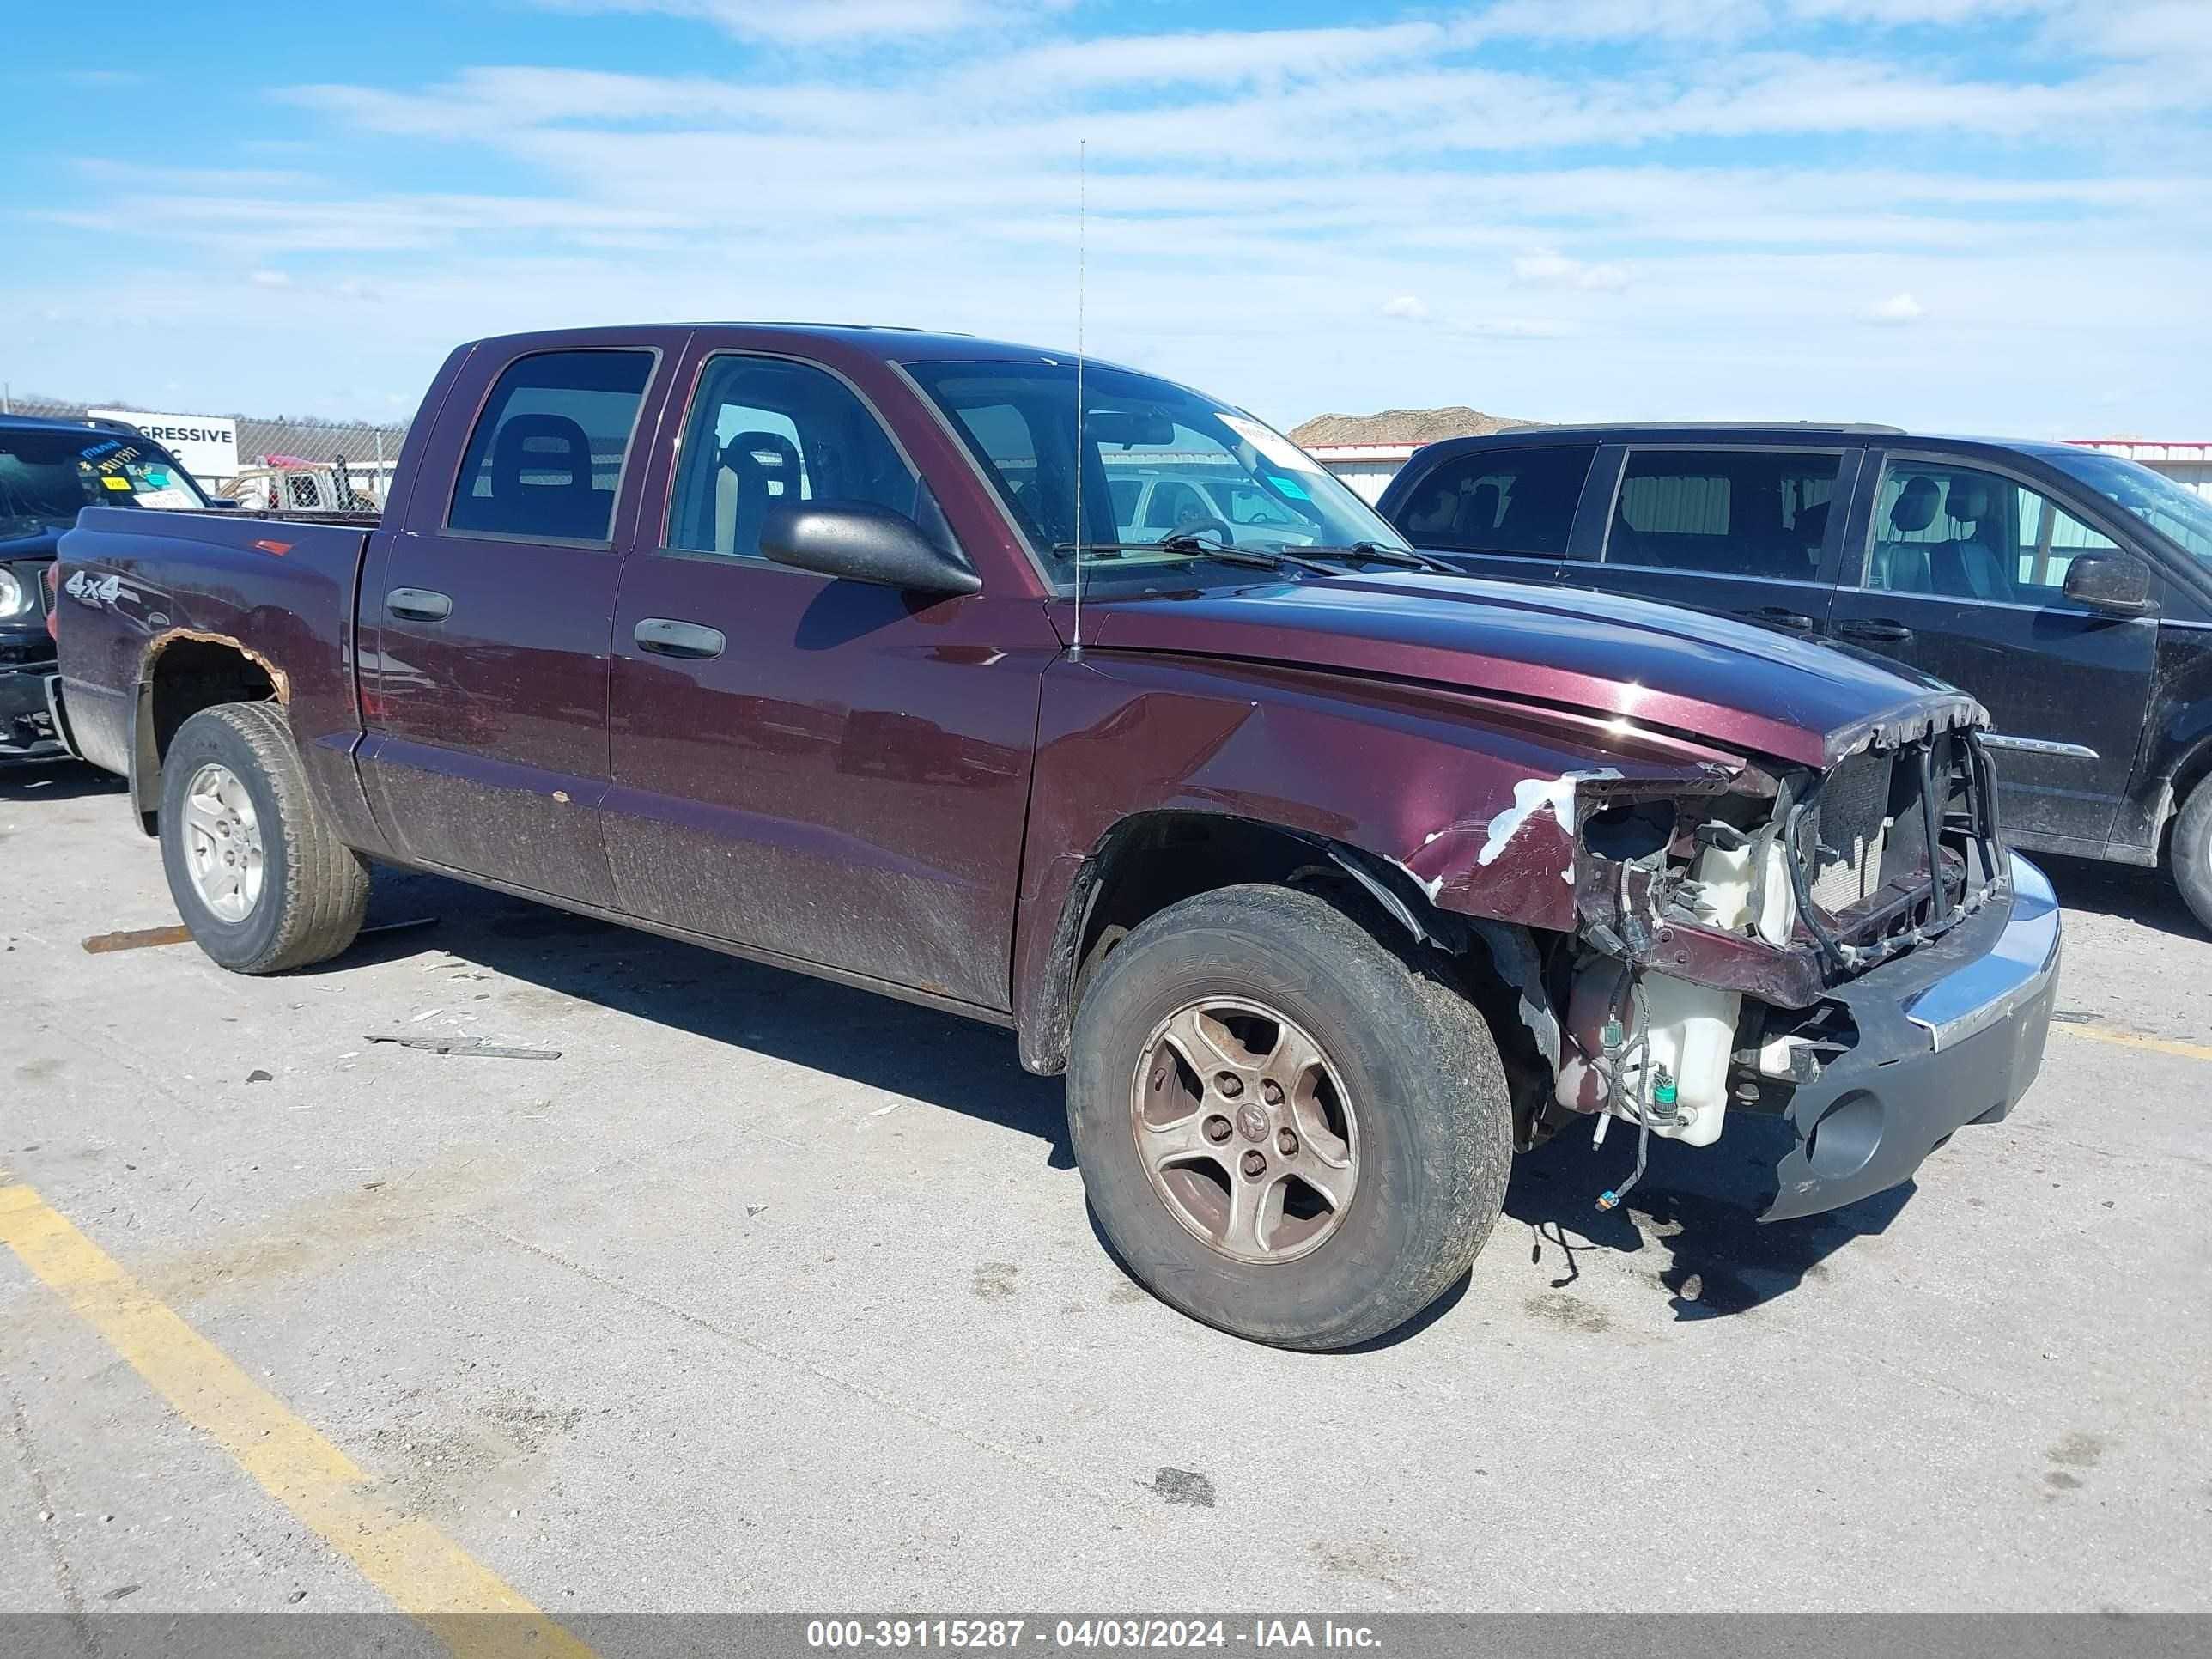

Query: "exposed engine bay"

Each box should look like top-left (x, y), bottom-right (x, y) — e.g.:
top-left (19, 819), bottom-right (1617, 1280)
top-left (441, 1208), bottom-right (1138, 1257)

top-left (1534, 728), bottom-right (2007, 1206)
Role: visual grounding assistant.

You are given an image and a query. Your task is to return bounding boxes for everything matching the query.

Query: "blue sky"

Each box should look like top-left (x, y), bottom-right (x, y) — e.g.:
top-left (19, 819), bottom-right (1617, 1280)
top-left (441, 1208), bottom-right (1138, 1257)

top-left (4, 0), bottom-right (2209, 434)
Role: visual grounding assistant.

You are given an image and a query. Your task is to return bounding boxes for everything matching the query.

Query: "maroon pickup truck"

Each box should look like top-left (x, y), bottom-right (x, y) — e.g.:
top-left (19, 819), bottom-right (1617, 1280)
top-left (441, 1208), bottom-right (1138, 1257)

top-left (55, 325), bottom-right (2060, 1348)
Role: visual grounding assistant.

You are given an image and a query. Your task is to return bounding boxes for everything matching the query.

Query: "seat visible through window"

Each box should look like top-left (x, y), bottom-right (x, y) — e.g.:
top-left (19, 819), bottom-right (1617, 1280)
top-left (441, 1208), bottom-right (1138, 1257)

top-left (1864, 461), bottom-right (2112, 600)
top-left (446, 349), bottom-right (653, 543)
top-left (665, 355), bottom-right (943, 563)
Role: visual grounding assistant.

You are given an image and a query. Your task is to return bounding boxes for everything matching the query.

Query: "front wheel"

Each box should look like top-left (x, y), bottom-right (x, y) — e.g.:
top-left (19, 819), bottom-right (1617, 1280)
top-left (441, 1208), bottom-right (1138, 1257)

top-left (1066, 884), bottom-right (1512, 1350)
top-left (2173, 775), bottom-right (2212, 936)
top-left (159, 701), bottom-right (370, 974)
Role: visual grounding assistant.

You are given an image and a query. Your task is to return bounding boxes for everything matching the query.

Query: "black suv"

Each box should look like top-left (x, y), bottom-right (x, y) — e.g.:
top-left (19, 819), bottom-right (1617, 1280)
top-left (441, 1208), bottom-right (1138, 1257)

top-left (0, 416), bottom-right (210, 761)
top-left (1376, 425), bottom-right (2212, 930)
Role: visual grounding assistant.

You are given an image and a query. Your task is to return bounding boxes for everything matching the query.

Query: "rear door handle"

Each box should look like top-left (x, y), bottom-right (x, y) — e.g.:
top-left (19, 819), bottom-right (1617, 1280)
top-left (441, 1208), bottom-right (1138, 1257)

top-left (1837, 618), bottom-right (1914, 644)
top-left (386, 587), bottom-right (453, 623)
top-left (1739, 605), bottom-right (1814, 632)
top-left (634, 617), bottom-right (726, 660)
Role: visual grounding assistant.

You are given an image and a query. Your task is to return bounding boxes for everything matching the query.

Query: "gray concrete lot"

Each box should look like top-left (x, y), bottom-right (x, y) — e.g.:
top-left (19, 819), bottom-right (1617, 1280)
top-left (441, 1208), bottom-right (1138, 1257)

top-left (3, 761), bottom-right (2208, 1619)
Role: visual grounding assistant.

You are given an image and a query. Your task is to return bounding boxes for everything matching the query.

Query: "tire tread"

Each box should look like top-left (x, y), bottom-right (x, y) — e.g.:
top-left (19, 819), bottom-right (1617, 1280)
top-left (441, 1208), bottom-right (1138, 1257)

top-left (1070, 883), bottom-right (1512, 1351)
top-left (164, 701), bottom-right (369, 974)
top-left (2173, 777), bottom-right (2212, 935)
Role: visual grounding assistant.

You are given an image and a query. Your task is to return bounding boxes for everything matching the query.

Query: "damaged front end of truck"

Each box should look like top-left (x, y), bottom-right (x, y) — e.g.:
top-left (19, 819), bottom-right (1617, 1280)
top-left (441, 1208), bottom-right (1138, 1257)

top-left (1402, 702), bottom-right (2058, 1222)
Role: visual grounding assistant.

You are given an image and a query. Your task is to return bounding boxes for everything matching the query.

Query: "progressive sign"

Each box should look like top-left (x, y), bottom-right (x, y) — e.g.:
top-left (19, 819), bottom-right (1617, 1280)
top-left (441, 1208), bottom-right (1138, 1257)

top-left (87, 410), bottom-right (240, 487)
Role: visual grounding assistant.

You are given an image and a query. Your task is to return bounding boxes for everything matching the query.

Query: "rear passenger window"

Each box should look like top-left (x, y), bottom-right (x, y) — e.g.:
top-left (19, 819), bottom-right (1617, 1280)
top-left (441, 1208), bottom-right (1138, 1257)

top-left (448, 349), bottom-right (653, 543)
top-left (1606, 449), bottom-right (1840, 580)
top-left (1396, 445), bottom-right (1593, 556)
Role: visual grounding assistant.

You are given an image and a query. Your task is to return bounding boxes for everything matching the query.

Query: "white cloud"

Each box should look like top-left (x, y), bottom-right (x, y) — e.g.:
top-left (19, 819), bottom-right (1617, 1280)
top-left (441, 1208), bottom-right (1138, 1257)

top-left (533, 0), bottom-right (1070, 45)
top-left (1443, 315), bottom-right (1577, 340)
top-left (1785, 1), bottom-right (2057, 24)
top-left (247, 269), bottom-right (291, 287)
top-left (1457, 0), bottom-right (1774, 46)
top-left (1865, 291), bottom-right (1926, 323)
top-left (1511, 250), bottom-right (1632, 291)
top-left (14, 3), bottom-right (2211, 436)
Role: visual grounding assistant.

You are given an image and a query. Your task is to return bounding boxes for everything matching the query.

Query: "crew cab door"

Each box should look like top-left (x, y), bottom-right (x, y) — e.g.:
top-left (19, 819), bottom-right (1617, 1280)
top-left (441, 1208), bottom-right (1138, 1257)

top-left (359, 337), bottom-right (681, 904)
top-left (1826, 450), bottom-right (2160, 847)
top-left (600, 346), bottom-right (1056, 1012)
top-left (1563, 443), bottom-right (1860, 637)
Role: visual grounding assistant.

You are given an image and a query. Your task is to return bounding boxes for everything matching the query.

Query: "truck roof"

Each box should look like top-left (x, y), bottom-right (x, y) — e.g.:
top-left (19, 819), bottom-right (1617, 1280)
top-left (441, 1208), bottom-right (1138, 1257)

top-left (465, 322), bottom-right (1113, 370)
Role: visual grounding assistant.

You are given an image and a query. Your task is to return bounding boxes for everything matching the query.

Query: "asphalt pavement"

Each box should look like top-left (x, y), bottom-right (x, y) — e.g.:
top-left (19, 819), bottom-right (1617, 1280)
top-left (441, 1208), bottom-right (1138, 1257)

top-left (3, 762), bottom-right (2208, 1619)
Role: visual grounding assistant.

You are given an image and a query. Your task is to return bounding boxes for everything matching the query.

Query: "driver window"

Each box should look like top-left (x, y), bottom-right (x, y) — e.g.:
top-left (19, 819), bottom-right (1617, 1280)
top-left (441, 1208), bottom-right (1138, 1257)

top-left (1866, 461), bottom-right (2115, 601)
top-left (667, 356), bottom-right (921, 559)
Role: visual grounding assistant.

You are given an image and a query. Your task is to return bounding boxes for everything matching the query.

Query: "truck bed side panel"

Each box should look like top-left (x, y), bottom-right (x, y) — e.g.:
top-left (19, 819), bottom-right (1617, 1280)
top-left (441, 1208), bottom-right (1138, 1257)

top-left (55, 507), bottom-right (386, 854)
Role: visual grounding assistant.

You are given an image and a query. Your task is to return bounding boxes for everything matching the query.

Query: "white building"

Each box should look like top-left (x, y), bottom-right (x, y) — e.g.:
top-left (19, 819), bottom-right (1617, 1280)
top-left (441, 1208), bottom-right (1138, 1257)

top-left (2070, 439), bottom-right (2212, 501)
top-left (1288, 407), bottom-right (1532, 505)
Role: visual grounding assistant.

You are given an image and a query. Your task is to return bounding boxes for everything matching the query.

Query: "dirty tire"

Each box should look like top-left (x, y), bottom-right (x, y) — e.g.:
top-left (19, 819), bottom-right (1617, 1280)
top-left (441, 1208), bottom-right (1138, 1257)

top-left (2174, 776), bottom-right (2212, 936)
top-left (160, 701), bottom-right (370, 975)
top-left (1067, 884), bottom-right (1511, 1351)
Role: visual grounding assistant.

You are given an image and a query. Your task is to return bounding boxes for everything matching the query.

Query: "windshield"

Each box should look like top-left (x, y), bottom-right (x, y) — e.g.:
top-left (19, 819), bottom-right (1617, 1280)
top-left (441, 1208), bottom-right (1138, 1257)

top-left (2041, 447), bottom-right (2212, 562)
top-left (0, 429), bottom-right (209, 543)
top-left (905, 359), bottom-right (1410, 592)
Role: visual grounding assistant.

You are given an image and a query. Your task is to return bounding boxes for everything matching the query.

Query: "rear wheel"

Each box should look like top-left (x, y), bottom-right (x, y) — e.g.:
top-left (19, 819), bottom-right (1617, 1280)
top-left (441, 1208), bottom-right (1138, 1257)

top-left (1066, 884), bottom-right (1511, 1350)
top-left (2173, 776), bottom-right (2212, 935)
top-left (160, 702), bottom-right (369, 974)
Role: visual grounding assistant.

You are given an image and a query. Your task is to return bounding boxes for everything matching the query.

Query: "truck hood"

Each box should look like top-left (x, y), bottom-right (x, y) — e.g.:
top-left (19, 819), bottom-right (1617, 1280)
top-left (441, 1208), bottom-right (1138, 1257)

top-left (1073, 571), bottom-right (1982, 769)
top-left (0, 528), bottom-right (61, 560)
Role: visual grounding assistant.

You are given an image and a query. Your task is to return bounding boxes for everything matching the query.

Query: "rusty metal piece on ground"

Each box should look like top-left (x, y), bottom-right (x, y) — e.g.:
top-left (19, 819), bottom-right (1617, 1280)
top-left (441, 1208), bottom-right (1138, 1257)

top-left (363, 1034), bottom-right (561, 1060)
top-left (357, 916), bottom-right (440, 940)
top-left (82, 925), bottom-right (194, 954)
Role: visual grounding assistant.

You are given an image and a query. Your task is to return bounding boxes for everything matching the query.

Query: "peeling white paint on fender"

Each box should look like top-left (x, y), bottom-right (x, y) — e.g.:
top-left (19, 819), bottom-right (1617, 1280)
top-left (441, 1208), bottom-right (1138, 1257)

top-left (1476, 768), bottom-right (1622, 868)
top-left (1388, 854), bottom-right (1449, 902)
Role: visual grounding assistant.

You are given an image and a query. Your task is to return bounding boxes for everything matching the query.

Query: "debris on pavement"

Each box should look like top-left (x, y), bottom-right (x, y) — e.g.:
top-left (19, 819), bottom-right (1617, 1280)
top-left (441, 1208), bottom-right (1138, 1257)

top-left (356, 916), bottom-right (440, 941)
top-left (363, 1034), bottom-right (562, 1060)
top-left (81, 924), bottom-right (193, 954)
top-left (1150, 1468), bottom-right (1217, 1508)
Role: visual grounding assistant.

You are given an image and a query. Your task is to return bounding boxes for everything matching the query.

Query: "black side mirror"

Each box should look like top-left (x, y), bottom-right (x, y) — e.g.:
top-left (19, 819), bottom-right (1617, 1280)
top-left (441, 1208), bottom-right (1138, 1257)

top-left (760, 502), bottom-right (981, 597)
top-left (2062, 553), bottom-right (2154, 617)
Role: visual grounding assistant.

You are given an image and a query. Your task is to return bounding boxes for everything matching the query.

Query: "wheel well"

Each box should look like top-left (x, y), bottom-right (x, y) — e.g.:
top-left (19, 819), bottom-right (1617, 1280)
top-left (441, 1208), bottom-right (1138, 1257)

top-left (134, 639), bottom-right (280, 831)
top-left (2172, 741), bottom-right (2212, 822)
top-left (1039, 811), bottom-right (1557, 1134)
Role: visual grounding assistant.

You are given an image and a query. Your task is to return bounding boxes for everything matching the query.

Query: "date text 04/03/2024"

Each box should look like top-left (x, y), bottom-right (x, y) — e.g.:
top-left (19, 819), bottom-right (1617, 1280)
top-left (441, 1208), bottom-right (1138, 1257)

top-left (805, 1619), bottom-right (1381, 1650)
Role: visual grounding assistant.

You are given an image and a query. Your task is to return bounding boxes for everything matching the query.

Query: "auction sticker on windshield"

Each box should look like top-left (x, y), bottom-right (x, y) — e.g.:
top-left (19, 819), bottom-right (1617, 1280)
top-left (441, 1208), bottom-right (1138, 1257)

top-left (1219, 415), bottom-right (1323, 475)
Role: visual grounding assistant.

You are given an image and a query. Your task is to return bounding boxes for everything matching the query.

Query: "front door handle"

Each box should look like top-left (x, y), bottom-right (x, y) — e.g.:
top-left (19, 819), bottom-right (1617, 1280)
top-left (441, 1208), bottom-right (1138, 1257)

top-left (1837, 618), bottom-right (1914, 644)
top-left (634, 617), bottom-right (726, 660)
top-left (386, 587), bottom-right (453, 623)
top-left (1740, 605), bottom-right (1814, 632)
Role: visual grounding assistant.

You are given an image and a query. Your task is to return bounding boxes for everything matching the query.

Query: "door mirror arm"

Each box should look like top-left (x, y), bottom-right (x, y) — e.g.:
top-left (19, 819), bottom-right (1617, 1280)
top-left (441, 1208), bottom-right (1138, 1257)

top-left (760, 502), bottom-right (982, 598)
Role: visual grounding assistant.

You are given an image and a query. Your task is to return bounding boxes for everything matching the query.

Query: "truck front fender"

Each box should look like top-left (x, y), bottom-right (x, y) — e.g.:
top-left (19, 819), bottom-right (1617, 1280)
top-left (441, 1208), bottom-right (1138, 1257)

top-left (1010, 649), bottom-right (1742, 1073)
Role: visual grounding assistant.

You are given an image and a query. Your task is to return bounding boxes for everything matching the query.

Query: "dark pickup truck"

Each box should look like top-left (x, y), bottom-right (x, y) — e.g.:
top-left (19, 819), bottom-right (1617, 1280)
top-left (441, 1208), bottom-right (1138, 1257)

top-left (55, 325), bottom-right (2060, 1349)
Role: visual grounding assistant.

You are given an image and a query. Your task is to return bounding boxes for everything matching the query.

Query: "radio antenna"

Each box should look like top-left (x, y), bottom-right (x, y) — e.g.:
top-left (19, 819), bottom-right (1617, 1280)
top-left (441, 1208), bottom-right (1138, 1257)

top-left (1071, 137), bottom-right (1087, 655)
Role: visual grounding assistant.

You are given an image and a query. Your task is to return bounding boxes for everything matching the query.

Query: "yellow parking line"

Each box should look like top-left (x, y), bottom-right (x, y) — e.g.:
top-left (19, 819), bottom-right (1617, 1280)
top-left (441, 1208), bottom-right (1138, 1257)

top-left (0, 1179), bottom-right (595, 1659)
top-left (2052, 1024), bottom-right (2212, 1063)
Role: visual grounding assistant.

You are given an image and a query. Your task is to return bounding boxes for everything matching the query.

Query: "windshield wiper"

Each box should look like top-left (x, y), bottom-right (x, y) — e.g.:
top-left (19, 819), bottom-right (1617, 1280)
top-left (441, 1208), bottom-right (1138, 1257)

top-left (1050, 535), bottom-right (1339, 578)
top-left (1298, 541), bottom-right (1460, 574)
